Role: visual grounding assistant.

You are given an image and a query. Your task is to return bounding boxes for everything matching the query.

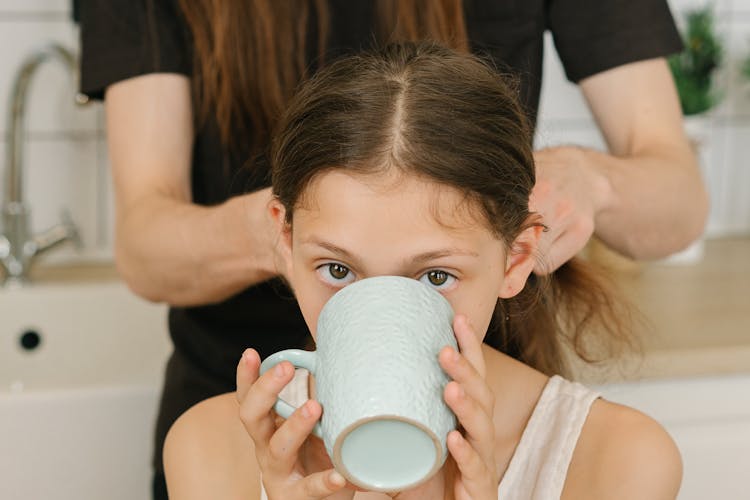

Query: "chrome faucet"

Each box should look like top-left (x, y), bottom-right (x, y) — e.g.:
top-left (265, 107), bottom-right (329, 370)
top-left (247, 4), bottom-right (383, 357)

top-left (1, 43), bottom-right (88, 285)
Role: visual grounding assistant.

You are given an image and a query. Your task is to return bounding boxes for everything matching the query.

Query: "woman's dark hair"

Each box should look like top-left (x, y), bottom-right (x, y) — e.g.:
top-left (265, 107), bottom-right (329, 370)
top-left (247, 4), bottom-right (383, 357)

top-left (270, 42), bottom-right (636, 376)
top-left (177, 0), bottom-right (468, 153)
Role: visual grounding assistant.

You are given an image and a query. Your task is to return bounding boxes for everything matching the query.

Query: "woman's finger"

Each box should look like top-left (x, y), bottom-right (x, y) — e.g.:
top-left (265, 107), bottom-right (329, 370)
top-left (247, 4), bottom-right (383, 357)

top-left (539, 219), bottom-right (594, 274)
top-left (265, 399), bottom-right (323, 475)
top-left (293, 468), bottom-right (347, 500)
top-left (444, 381), bottom-right (495, 466)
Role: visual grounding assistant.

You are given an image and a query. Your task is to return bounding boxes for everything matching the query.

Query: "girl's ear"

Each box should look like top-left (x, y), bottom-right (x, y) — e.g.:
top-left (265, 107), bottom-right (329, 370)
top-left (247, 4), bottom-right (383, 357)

top-left (268, 198), bottom-right (293, 273)
top-left (499, 224), bottom-right (543, 299)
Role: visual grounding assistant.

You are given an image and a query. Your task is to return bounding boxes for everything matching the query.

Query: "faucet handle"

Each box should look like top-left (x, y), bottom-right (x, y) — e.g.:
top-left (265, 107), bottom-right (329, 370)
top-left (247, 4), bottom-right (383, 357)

top-left (59, 209), bottom-right (82, 249)
top-left (29, 209), bottom-right (81, 256)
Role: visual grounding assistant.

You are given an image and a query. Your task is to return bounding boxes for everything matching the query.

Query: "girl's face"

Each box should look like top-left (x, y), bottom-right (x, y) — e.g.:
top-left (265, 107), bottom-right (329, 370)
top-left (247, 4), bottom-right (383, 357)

top-left (272, 170), bottom-right (539, 342)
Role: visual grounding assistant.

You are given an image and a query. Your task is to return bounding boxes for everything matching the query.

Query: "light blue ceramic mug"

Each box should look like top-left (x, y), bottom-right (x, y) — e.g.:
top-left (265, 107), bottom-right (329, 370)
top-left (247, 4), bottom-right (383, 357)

top-left (259, 275), bottom-right (458, 492)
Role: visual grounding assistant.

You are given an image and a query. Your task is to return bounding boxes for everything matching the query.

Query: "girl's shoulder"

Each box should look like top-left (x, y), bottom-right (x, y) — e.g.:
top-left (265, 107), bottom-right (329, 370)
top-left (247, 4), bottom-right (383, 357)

top-left (163, 392), bottom-right (261, 500)
top-left (564, 396), bottom-right (683, 499)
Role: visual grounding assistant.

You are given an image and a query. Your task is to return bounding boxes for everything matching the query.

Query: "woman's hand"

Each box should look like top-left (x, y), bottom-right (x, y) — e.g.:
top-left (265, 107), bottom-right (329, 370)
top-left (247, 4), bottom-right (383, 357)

top-left (439, 315), bottom-right (499, 500)
top-left (530, 146), bottom-right (612, 274)
top-left (236, 349), bottom-right (350, 500)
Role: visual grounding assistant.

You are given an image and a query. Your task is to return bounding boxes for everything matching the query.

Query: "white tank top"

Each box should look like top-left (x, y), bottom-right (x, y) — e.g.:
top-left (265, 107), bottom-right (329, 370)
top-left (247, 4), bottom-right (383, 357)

top-left (260, 372), bottom-right (600, 500)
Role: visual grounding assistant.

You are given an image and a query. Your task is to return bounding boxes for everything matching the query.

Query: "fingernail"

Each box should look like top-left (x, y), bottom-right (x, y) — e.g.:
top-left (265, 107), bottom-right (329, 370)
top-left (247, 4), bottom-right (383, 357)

top-left (450, 431), bottom-right (464, 447)
top-left (301, 401), bottom-right (310, 419)
top-left (242, 349), bottom-right (253, 365)
top-left (274, 363), bottom-right (287, 378)
top-left (330, 470), bottom-right (345, 486)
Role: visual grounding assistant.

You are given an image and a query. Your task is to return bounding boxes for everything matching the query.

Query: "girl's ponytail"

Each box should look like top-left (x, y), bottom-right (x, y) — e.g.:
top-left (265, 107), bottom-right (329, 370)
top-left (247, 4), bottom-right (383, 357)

top-left (486, 257), bottom-right (640, 377)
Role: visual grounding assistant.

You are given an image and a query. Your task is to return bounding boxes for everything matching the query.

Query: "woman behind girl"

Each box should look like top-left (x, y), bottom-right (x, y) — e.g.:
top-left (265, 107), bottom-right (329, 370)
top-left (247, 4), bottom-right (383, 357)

top-left (163, 42), bottom-right (682, 499)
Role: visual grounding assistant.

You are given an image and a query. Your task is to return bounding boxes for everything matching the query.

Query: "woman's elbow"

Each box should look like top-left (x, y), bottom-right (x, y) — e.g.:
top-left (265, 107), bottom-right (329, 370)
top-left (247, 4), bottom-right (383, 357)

top-left (678, 167), bottom-right (711, 250)
top-left (113, 240), bottom-right (168, 303)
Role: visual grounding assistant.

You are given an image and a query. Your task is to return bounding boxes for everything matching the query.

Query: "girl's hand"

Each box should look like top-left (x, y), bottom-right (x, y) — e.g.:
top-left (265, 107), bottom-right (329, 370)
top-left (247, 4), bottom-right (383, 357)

top-left (236, 349), bottom-right (350, 500)
top-left (439, 315), bottom-right (499, 500)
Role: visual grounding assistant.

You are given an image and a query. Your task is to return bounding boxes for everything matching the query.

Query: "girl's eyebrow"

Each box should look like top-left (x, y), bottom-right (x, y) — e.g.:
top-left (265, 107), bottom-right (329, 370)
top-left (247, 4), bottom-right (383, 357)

top-left (301, 236), bottom-right (479, 266)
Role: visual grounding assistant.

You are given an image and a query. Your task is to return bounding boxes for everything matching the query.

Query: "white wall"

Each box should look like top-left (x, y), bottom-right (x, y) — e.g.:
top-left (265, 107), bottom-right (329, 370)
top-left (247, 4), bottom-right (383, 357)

top-left (0, 0), bottom-right (747, 267)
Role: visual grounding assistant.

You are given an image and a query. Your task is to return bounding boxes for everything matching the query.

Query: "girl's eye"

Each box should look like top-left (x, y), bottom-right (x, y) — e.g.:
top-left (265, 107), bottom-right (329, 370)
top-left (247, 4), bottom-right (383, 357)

top-left (317, 263), bottom-right (356, 285)
top-left (418, 270), bottom-right (456, 290)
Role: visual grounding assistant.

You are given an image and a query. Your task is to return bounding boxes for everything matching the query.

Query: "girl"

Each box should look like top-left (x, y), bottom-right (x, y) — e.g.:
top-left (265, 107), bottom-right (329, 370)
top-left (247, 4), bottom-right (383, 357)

top-left (163, 43), bottom-right (682, 499)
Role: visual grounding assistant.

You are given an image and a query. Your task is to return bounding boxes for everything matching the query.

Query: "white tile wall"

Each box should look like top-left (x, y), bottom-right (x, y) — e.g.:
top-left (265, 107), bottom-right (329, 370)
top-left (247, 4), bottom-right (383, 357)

top-left (0, 0), bottom-right (748, 271)
top-left (0, 1), bottom-right (110, 265)
top-left (537, 0), bottom-right (750, 238)
top-left (0, 27), bottom-right (98, 135)
top-left (0, 1), bottom-right (69, 14)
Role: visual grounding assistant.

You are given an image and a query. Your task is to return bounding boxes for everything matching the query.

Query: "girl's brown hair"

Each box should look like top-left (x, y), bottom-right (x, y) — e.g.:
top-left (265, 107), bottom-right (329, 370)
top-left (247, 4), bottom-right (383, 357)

top-left (177, 0), bottom-right (467, 153)
top-left (270, 42), bottom-right (636, 376)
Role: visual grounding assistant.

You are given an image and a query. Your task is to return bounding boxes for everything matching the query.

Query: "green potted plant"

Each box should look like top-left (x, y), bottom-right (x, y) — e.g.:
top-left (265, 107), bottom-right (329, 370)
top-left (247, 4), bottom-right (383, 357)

top-left (669, 6), bottom-right (723, 117)
top-left (741, 50), bottom-right (750, 84)
top-left (665, 6), bottom-right (724, 264)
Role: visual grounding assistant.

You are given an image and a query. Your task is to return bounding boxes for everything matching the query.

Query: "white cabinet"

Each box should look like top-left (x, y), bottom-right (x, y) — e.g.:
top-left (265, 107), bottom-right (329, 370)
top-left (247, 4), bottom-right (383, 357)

top-left (598, 374), bottom-right (750, 500)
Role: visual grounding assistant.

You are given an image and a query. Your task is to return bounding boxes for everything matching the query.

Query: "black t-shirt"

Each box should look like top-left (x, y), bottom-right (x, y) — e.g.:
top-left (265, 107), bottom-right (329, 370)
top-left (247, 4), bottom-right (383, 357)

top-left (79, 0), bottom-right (681, 475)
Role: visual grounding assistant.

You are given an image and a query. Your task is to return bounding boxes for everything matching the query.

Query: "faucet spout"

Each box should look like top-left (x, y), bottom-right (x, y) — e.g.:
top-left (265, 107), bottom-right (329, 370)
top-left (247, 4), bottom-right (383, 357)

top-left (5, 44), bottom-right (84, 205)
top-left (1, 43), bottom-right (87, 284)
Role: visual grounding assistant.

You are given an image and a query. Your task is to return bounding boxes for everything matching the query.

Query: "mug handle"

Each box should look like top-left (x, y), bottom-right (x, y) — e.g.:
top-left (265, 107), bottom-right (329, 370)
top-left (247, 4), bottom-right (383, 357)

top-left (259, 349), bottom-right (323, 438)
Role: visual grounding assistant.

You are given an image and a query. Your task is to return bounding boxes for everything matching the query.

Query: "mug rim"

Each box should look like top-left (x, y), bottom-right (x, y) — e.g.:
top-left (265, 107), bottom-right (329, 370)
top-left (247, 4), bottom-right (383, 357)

top-left (331, 414), bottom-right (445, 492)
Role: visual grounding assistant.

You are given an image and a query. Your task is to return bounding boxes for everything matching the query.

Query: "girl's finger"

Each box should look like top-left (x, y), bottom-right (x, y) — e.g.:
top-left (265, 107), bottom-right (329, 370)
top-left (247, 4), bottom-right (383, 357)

top-left (439, 346), bottom-right (494, 416)
top-left (447, 430), bottom-right (493, 499)
top-left (265, 399), bottom-right (323, 475)
top-left (238, 360), bottom-right (295, 451)
top-left (293, 468), bottom-right (347, 499)
top-left (453, 476), bottom-right (471, 500)
top-left (236, 348), bottom-right (260, 404)
top-left (452, 315), bottom-right (485, 378)
top-left (444, 381), bottom-right (495, 465)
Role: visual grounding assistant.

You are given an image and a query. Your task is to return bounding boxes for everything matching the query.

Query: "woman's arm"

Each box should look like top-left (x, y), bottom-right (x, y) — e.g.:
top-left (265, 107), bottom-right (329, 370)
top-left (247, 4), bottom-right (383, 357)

top-left (532, 58), bottom-right (708, 272)
top-left (581, 57), bottom-right (708, 258)
top-left (105, 73), bottom-right (283, 305)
